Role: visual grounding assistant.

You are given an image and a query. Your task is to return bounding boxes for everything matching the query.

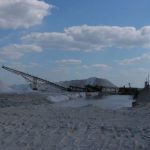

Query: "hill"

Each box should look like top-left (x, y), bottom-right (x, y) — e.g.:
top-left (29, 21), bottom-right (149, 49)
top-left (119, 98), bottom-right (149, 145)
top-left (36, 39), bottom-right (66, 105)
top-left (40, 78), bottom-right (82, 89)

top-left (60, 77), bottom-right (117, 88)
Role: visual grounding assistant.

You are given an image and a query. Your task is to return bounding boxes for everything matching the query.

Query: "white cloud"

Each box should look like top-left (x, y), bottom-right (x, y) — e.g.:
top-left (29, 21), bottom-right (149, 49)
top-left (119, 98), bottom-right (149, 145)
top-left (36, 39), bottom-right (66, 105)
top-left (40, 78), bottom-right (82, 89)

top-left (91, 64), bottom-right (111, 69)
top-left (81, 63), bottom-right (111, 70)
top-left (9, 62), bottom-right (40, 69)
top-left (0, 50), bottom-right (23, 60)
top-left (22, 25), bottom-right (150, 51)
top-left (0, 44), bottom-right (42, 60)
top-left (0, 0), bottom-right (53, 29)
top-left (4, 44), bottom-right (42, 52)
top-left (119, 52), bottom-right (150, 65)
top-left (55, 60), bottom-right (111, 70)
top-left (82, 65), bottom-right (89, 69)
top-left (56, 59), bottom-right (82, 65)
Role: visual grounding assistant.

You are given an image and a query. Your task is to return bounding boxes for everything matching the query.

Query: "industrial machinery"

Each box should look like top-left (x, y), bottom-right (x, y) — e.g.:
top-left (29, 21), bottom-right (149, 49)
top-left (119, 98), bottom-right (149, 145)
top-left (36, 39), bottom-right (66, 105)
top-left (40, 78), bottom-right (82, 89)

top-left (2, 65), bottom-right (68, 91)
top-left (2, 65), bottom-right (118, 93)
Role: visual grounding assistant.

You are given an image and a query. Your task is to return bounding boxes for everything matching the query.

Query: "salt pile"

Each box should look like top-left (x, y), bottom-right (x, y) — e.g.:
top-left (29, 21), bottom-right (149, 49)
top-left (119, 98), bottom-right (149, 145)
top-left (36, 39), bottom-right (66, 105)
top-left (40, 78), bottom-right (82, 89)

top-left (0, 102), bottom-right (149, 150)
top-left (60, 77), bottom-right (117, 88)
top-left (47, 93), bottom-right (85, 103)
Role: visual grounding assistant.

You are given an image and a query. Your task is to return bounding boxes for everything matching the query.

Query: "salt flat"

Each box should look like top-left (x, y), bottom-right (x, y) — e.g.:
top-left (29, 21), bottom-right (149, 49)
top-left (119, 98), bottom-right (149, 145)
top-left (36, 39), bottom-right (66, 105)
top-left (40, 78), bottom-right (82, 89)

top-left (0, 93), bottom-right (149, 150)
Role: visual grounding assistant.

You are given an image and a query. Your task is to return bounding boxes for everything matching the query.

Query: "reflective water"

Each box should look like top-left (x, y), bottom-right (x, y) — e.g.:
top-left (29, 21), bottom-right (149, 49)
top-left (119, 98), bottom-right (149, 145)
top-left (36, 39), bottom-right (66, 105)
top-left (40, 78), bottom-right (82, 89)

top-left (54, 95), bottom-right (133, 109)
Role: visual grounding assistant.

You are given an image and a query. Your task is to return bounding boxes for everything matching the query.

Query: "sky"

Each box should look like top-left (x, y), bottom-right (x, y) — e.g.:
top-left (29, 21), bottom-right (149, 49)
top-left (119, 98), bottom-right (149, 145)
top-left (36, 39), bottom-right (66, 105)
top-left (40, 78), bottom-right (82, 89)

top-left (0, 0), bottom-right (150, 87)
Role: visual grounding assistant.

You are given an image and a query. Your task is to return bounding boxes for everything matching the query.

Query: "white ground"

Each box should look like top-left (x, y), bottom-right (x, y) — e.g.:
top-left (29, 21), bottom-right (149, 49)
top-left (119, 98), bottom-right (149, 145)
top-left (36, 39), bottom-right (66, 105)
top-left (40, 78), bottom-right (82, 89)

top-left (0, 92), bottom-right (149, 150)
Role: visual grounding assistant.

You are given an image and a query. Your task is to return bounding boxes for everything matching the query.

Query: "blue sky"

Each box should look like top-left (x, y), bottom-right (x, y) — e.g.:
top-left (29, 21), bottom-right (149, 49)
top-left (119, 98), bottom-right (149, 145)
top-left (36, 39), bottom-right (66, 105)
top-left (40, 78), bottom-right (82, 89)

top-left (1, 0), bottom-right (150, 87)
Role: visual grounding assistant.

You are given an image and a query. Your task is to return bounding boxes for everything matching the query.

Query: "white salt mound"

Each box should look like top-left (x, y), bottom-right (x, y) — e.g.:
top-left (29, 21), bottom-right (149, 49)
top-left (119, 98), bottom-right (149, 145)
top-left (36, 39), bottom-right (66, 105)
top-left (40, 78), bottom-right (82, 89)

top-left (60, 77), bottom-right (117, 88)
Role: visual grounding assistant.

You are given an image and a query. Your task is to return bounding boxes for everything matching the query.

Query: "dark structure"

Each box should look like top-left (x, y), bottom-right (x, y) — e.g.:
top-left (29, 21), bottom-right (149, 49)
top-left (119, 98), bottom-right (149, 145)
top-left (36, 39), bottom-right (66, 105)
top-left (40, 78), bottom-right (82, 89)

top-left (2, 65), bottom-right (118, 94)
top-left (2, 66), bottom-right (69, 91)
top-left (132, 77), bottom-right (150, 106)
top-left (118, 87), bottom-right (139, 95)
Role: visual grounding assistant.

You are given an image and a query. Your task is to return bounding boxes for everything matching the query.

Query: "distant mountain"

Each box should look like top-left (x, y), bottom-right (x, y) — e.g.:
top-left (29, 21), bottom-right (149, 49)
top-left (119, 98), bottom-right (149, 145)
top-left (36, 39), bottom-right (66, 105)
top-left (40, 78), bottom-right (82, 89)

top-left (59, 77), bottom-right (117, 88)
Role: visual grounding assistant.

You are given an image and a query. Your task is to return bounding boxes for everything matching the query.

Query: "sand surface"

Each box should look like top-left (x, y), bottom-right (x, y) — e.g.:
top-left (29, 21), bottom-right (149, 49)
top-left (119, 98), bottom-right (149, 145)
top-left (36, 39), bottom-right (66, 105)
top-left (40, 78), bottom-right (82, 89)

top-left (0, 93), bottom-right (149, 150)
